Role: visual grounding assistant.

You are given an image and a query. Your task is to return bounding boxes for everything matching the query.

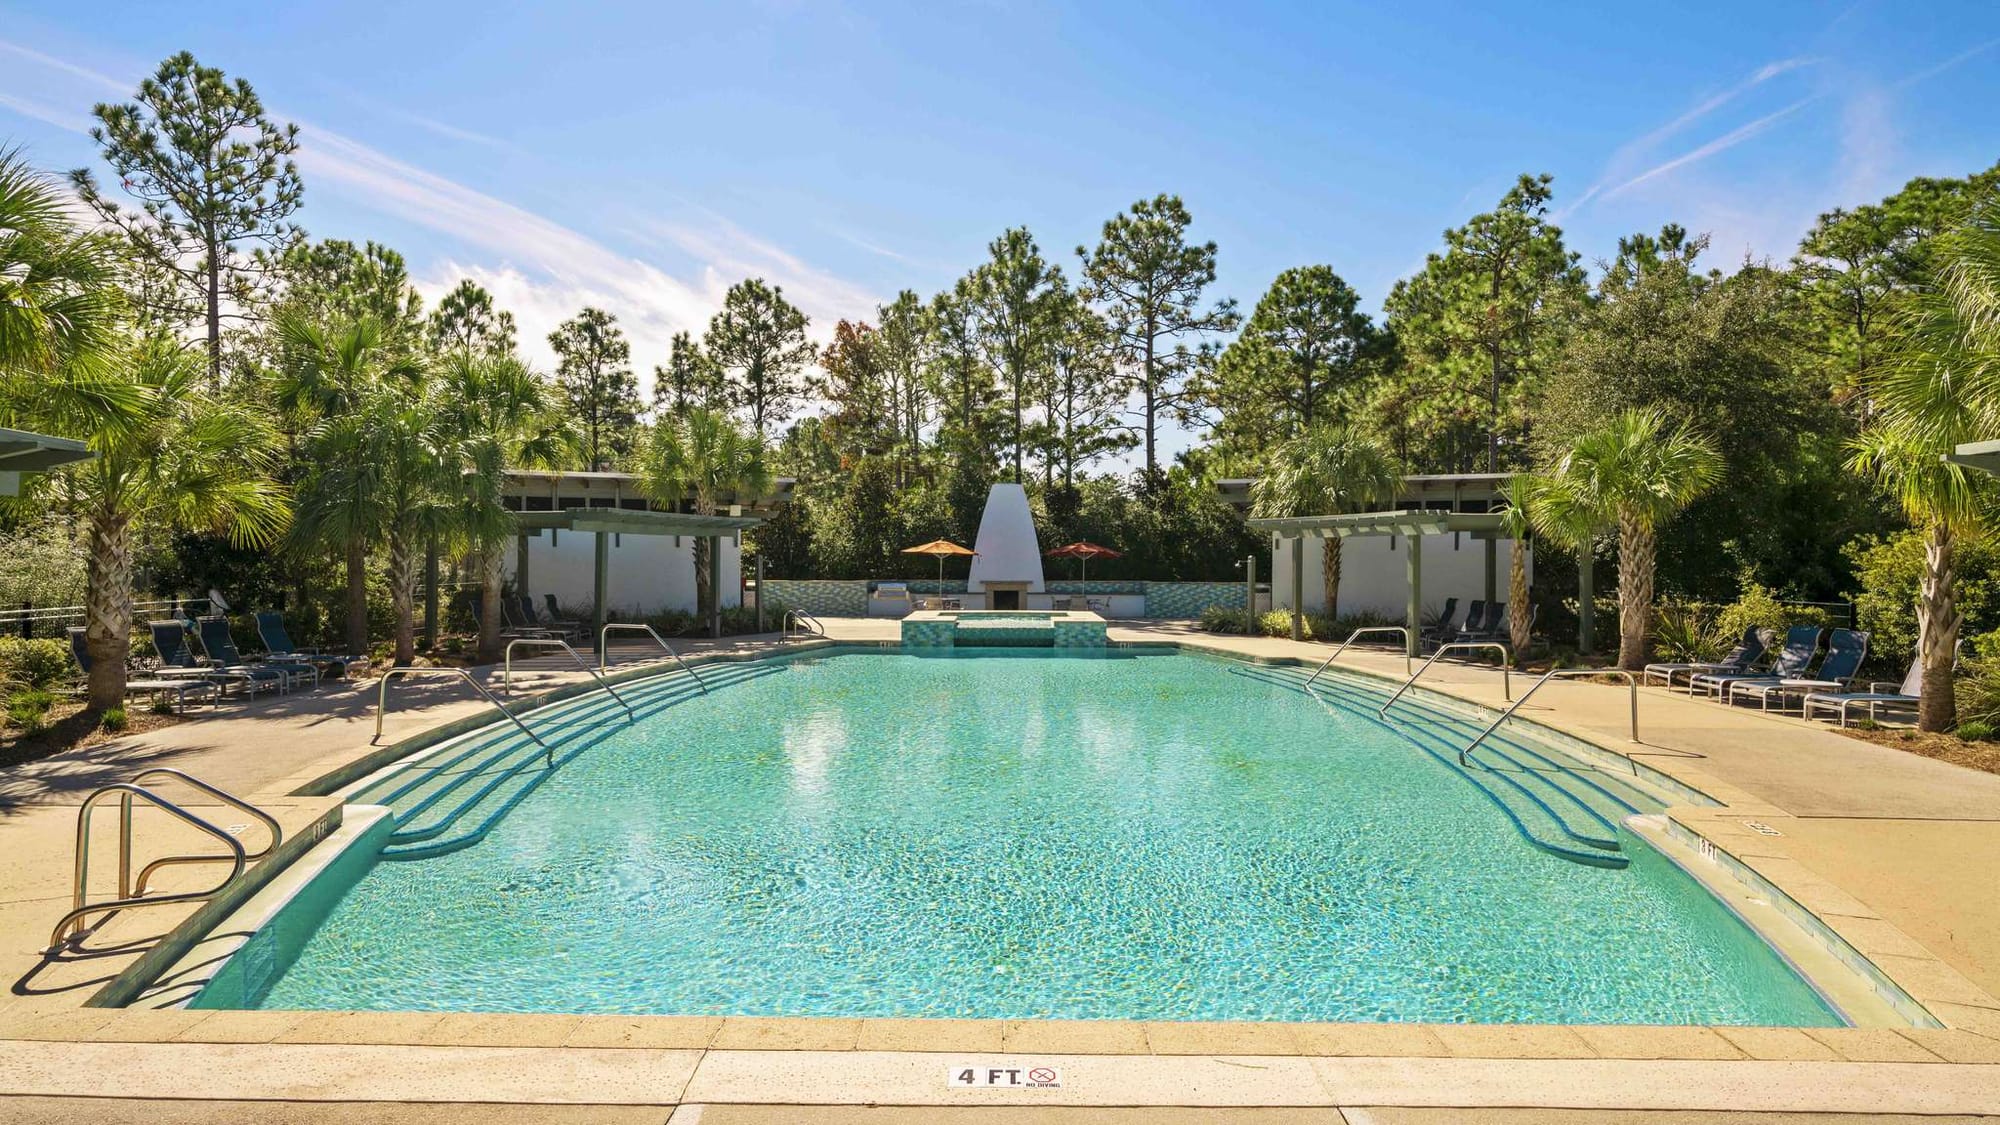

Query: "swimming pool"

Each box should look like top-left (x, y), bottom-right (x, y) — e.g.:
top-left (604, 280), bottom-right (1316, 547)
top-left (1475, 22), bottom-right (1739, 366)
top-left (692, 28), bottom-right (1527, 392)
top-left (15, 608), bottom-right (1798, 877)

top-left (192, 647), bottom-right (1839, 1025)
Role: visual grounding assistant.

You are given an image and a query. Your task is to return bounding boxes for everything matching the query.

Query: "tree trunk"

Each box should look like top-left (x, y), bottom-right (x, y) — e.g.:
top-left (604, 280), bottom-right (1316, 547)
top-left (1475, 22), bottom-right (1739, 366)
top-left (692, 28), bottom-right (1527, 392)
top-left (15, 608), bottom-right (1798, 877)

top-left (475, 542), bottom-right (506, 665)
top-left (345, 535), bottom-right (369, 659)
top-left (1615, 516), bottom-right (1655, 672)
top-left (1508, 542), bottom-right (1532, 655)
top-left (693, 538), bottom-right (714, 620)
top-left (1321, 534), bottom-right (1341, 623)
top-left (84, 513), bottom-right (133, 712)
top-left (206, 239), bottom-right (223, 384)
top-left (1917, 520), bottom-right (1961, 733)
top-left (388, 527), bottom-right (416, 666)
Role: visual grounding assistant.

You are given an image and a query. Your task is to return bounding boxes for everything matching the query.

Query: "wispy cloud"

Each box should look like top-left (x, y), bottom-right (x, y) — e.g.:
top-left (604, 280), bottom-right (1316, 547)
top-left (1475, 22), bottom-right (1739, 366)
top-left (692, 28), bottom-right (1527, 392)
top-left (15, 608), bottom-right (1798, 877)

top-left (1561, 57), bottom-right (1817, 216)
top-left (0, 91), bottom-right (91, 134)
top-left (1601, 96), bottom-right (1819, 201)
top-left (0, 34), bottom-right (879, 395)
top-left (1894, 36), bottom-right (2000, 89)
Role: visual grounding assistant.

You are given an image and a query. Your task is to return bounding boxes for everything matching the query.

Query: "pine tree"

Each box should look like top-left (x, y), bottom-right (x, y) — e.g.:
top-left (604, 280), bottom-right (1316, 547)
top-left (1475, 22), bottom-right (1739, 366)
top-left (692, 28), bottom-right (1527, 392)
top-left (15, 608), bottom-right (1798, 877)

top-left (548, 307), bottom-right (640, 469)
top-left (71, 52), bottom-right (304, 382)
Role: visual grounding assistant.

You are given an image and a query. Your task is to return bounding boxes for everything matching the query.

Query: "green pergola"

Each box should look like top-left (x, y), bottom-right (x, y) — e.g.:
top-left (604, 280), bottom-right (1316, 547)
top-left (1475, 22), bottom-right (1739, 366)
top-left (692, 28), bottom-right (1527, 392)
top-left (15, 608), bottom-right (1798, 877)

top-left (1948, 439), bottom-right (2000, 476)
top-left (512, 507), bottom-right (762, 655)
top-left (0, 426), bottom-right (92, 497)
top-left (1247, 509), bottom-right (1511, 656)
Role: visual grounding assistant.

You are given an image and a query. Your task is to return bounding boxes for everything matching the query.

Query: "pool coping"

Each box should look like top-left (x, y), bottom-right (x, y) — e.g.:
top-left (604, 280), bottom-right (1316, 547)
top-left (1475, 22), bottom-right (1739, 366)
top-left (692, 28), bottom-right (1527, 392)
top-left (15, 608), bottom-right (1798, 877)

top-left (31, 635), bottom-right (2000, 1085)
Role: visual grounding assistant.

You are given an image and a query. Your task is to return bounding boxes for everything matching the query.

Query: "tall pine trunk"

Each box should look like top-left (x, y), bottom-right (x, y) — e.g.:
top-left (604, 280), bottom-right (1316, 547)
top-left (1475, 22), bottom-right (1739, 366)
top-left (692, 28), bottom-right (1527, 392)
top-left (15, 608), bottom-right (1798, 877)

top-left (84, 513), bottom-right (133, 712)
top-left (1616, 516), bottom-right (1655, 672)
top-left (1321, 535), bottom-right (1342, 622)
top-left (345, 535), bottom-right (369, 658)
top-left (476, 542), bottom-right (506, 664)
top-left (388, 527), bottom-right (416, 666)
top-left (1917, 520), bottom-right (1960, 732)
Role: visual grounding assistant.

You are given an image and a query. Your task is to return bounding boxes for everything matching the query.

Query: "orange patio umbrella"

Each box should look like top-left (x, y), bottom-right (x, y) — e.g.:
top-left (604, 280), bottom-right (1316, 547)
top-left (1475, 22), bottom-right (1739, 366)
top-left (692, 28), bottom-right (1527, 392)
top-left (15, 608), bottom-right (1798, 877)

top-left (901, 538), bottom-right (976, 590)
top-left (1045, 540), bottom-right (1122, 583)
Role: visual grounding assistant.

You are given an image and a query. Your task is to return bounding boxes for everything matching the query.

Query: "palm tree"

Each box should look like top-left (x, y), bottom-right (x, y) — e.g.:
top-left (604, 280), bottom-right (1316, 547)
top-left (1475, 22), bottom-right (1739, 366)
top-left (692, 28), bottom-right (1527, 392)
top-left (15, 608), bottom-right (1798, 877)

top-left (374, 379), bottom-right (453, 665)
top-left (635, 408), bottom-right (771, 621)
top-left (1492, 474), bottom-right (1538, 654)
top-left (1849, 211), bottom-right (2000, 731)
top-left (0, 150), bottom-right (123, 384)
top-left (27, 343), bottom-right (287, 709)
top-left (1251, 424), bottom-right (1400, 621)
top-left (1534, 408), bottom-right (1723, 671)
top-left (274, 314), bottom-right (423, 657)
top-left (436, 350), bottom-right (574, 663)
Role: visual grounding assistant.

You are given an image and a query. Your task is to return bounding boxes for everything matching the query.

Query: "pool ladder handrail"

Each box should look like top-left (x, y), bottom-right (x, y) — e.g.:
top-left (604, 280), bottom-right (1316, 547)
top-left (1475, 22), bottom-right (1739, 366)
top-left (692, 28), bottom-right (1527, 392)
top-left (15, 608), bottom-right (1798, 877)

top-left (49, 770), bottom-right (279, 950)
top-left (600, 622), bottom-right (707, 691)
top-left (373, 667), bottom-right (549, 765)
top-left (784, 608), bottom-right (824, 637)
top-left (1460, 668), bottom-right (1640, 767)
top-left (1304, 626), bottom-right (1412, 686)
top-left (502, 638), bottom-right (635, 721)
top-left (1377, 641), bottom-right (1513, 717)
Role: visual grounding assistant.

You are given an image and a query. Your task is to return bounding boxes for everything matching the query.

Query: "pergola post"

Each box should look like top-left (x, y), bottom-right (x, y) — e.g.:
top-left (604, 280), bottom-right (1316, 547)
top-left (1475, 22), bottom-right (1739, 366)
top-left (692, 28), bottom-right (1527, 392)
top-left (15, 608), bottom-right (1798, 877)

top-left (1405, 532), bottom-right (1423, 658)
top-left (1483, 537), bottom-right (1497, 608)
top-left (517, 533), bottom-right (532, 600)
top-left (592, 530), bottom-right (609, 663)
top-left (1577, 541), bottom-right (1595, 655)
top-left (709, 536), bottom-right (723, 639)
top-left (754, 553), bottom-right (765, 634)
top-left (423, 535), bottom-right (439, 650)
top-left (1290, 535), bottom-right (1304, 641)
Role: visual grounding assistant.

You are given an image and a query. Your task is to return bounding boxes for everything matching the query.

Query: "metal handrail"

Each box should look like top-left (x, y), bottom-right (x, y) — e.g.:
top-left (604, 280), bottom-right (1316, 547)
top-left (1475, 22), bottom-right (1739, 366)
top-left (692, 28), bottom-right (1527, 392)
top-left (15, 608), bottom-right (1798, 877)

top-left (1459, 668), bottom-right (1639, 766)
top-left (50, 783), bottom-right (246, 949)
top-left (502, 639), bottom-right (634, 720)
top-left (784, 609), bottom-right (824, 637)
top-left (125, 770), bottom-right (281, 893)
top-left (373, 667), bottom-right (547, 764)
top-left (1305, 626), bottom-right (1412, 685)
top-left (1378, 641), bottom-right (1513, 716)
top-left (600, 623), bottom-right (707, 692)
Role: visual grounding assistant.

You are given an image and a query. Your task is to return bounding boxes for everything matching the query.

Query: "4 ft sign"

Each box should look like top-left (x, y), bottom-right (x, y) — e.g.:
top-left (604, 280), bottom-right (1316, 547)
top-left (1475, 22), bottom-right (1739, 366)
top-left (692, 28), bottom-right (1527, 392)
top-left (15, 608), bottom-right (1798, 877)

top-left (948, 1065), bottom-right (1063, 1089)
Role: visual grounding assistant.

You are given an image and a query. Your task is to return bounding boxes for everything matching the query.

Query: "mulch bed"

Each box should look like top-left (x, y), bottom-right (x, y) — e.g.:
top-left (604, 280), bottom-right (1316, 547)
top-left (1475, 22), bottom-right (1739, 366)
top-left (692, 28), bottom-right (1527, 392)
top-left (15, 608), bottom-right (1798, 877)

top-left (1838, 726), bottom-right (2000, 777)
top-left (0, 700), bottom-right (190, 770)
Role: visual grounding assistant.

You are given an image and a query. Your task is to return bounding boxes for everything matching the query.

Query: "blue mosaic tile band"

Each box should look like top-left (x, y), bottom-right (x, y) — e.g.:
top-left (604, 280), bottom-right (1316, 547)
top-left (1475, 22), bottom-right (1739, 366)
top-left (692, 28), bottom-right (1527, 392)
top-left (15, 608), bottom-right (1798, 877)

top-left (1143, 582), bottom-right (1247, 618)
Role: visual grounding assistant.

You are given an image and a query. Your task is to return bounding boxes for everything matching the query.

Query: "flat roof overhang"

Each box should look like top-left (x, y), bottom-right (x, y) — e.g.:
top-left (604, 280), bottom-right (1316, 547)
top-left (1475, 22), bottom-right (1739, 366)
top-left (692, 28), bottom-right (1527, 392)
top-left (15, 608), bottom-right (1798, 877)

top-left (1947, 440), bottom-right (2000, 477)
top-left (0, 426), bottom-right (93, 496)
top-left (1247, 509), bottom-right (1507, 539)
top-left (512, 508), bottom-right (762, 537)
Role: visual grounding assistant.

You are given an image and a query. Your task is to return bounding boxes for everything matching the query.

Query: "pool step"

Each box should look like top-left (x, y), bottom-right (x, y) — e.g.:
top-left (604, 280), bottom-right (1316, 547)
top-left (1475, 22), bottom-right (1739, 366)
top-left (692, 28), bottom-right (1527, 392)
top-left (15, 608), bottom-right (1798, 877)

top-left (1245, 664), bottom-right (1650, 868)
top-left (363, 661), bottom-right (778, 859)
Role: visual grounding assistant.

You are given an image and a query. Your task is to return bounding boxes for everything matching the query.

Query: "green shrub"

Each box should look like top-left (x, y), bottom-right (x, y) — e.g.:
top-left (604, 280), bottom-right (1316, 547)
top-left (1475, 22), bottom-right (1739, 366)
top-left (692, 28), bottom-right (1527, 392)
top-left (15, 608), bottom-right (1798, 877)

top-left (1199, 606), bottom-right (1250, 634)
top-left (1954, 658), bottom-right (2000, 730)
top-left (1652, 600), bottom-right (1729, 663)
top-left (1849, 531), bottom-right (2000, 666)
top-left (0, 637), bottom-right (72, 690)
top-left (98, 707), bottom-right (127, 732)
top-left (6, 688), bottom-right (55, 733)
top-left (1955, 719), bottom-right (1996, 742)
top-left (1714, 582), bottom-right (1831, 648)
top-left (148, 696), bottom-right (175, 716)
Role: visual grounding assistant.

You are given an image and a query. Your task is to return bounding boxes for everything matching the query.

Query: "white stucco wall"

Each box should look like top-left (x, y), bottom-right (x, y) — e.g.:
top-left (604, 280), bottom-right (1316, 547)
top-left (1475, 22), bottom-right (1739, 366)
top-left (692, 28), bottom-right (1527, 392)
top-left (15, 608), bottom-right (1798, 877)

top-left (1269, 532), bottom-right (1527, 619)
top-left (966, 483), bottom-right (1046, 593)
top-left (504, 528), bottom-right (741, 615)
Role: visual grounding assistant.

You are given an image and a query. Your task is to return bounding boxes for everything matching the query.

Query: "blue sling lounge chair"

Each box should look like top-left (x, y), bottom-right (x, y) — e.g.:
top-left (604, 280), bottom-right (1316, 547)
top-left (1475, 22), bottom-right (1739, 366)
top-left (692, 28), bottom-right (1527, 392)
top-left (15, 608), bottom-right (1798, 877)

top-left (1690, 624), bottom-right (1823, 701)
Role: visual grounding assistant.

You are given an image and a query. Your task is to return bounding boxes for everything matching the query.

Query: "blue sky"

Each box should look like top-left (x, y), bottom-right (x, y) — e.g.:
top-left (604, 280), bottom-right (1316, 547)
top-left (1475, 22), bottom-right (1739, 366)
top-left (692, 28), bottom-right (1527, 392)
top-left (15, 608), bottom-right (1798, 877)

top-left (2, 1), bottom-right (1996, 461)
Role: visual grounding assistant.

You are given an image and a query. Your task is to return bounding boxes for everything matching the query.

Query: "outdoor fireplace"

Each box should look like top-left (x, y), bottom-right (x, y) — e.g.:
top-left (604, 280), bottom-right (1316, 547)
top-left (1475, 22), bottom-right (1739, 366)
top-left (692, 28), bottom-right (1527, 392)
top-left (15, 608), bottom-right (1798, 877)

top-left (986, 584), bottom-right (1027, 611)
top-left (965, 483), bottom-right (1046, 611)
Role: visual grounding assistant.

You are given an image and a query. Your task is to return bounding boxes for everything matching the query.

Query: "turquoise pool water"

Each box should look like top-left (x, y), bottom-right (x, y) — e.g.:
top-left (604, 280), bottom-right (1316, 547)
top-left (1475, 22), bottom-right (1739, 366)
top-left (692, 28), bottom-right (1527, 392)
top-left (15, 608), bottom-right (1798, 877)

top-left (197, 649), bottom-right (1838, 1025)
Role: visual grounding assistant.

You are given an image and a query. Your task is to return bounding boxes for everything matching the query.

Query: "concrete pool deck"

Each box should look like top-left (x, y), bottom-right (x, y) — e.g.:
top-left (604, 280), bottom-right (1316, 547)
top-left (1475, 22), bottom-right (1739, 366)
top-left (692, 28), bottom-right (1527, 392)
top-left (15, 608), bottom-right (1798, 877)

top-left (2, 621), bottom-right (1997, 1117)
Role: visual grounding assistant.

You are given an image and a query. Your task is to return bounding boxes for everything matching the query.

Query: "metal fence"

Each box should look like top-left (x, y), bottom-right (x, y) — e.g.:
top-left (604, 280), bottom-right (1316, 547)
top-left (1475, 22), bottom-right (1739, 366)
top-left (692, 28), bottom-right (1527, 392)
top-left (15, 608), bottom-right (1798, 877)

top-left (0, 598), bottom-right (213, 639)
